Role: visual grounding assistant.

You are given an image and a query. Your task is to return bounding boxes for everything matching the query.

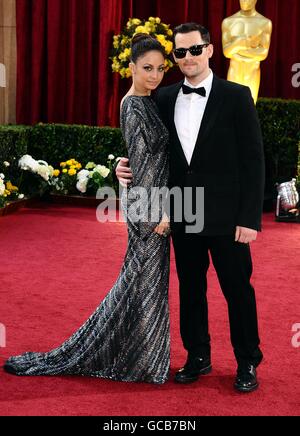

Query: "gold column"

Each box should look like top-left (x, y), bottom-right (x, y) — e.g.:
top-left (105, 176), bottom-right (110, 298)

top-left (0, 0), bottom-right (16, 124)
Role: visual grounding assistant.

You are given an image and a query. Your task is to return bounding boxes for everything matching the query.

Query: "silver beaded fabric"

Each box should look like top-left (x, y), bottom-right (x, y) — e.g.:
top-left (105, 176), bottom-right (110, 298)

top-left (4, 95), bottom-right (171, 384)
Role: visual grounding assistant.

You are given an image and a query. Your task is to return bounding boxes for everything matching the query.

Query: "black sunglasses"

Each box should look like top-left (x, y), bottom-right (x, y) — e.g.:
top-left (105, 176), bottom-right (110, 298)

top-left (174, 44), bottom-right (209, 59)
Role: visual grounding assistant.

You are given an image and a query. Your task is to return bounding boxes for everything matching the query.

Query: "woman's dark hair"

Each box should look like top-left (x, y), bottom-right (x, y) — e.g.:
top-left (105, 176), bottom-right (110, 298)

top-left (173, 23), bottom-right (211, 46)
top-left (131, 33), bottom-right (166, 63)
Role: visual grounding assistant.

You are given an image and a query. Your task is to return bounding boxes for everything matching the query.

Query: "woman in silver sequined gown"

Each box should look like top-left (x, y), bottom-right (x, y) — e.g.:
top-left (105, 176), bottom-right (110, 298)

top-left (3, 35), bottom-right (171, 384)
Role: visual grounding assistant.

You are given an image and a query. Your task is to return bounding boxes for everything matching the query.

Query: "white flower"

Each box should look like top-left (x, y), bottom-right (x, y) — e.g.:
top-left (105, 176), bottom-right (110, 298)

top-left (3, 161), bottom-right (10, 167)
top-left (93, 165), bottom-right (110, 178)
top-left (18, 194), bottom-right (25, 199)
top-left (76, 178), bottom-right (89, 193)
top-left (0, 173), bottom-right (5, 180)
top-left (19, 155), bottom-right (53, 182)
top-left (36, 165), bottom-right (51, 181)
top-left (38, 161), bottom-right (53, 176)
top-left (85, 162), bottom-right (96, 170)
top-left (19, 155), bottom-right (39, 172)
top-left (35, 162), bottom-right (52, 181)
top-left (76, 170), bottom-right (90, 193)
top-left (77, 169), bottom-right (90, 180)
top-left (115, 157), bottom-right (122, 163)
top-left (108, 154), bottom-right (115, 160)
top-left (0, 179), bottom-right (5, 196)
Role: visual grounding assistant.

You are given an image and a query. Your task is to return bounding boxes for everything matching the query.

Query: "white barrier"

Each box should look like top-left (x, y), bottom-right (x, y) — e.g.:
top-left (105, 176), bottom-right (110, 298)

top-left (0, 323), bottom-right (6, 348)
top-left (0, 62), bottom-right (6, 88)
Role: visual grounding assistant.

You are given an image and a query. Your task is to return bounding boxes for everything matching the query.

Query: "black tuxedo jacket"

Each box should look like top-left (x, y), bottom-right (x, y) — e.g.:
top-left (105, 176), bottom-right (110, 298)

top-left (154, 75), bottom-right (265, 236)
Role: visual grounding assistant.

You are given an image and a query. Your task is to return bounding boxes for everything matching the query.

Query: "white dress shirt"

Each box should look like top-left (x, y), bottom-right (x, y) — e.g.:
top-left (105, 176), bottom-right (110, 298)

top-left (174, 70), bottom-right (213, 165)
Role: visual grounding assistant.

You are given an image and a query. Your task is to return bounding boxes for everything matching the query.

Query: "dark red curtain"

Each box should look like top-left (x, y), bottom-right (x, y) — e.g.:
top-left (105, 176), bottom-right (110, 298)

top-left (16, 0), bottom-right (124, 125)
top-left (16, 0), bottom-right (300, 127)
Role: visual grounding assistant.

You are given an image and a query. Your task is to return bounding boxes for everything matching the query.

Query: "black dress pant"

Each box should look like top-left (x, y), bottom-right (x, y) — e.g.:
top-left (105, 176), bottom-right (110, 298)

top-left (171, 231), bottom-right (263, 366)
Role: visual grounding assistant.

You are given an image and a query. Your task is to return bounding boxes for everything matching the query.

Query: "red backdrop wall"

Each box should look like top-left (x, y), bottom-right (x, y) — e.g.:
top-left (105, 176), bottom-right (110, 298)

top-left (16, 0), bottom-right (300, 127)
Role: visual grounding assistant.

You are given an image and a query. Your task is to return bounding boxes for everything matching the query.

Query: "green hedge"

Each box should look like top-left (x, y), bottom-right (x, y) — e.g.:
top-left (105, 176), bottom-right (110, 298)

top-left (27, 123), bottom-right (126, 167)
top-left (256, 98), bottom-right (300, 196)
top-left (0, 98), bottom-right (299, 200)
top-left (0, 123), bottom-right (126, 170)
top-left (0, 125), bottom-right (31, 185)
top-left (0, 123), bottom-right (127, 193)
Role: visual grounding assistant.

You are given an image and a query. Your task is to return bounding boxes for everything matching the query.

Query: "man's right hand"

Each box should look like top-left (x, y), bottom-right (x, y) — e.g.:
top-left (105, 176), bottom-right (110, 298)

top-left (115, 158), bottom-right (133, 187)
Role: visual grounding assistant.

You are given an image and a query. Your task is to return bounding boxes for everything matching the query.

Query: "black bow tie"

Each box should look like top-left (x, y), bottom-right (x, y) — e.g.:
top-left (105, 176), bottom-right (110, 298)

top-left (182, 84), bottom-right (206, 97)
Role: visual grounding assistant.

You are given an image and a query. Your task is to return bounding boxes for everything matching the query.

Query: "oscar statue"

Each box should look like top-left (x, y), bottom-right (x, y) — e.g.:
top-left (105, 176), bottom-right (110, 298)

top-left (222, 0), bottom-right (272, 104)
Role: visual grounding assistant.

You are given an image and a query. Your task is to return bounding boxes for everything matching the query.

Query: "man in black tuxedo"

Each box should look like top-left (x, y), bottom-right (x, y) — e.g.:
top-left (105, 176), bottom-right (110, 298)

top-left (116, 23), bottom-right (265, 392)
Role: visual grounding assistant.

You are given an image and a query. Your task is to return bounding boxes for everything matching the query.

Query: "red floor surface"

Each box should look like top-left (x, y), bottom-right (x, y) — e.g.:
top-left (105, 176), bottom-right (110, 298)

top-left (0, 203), bottom-right (299, 416)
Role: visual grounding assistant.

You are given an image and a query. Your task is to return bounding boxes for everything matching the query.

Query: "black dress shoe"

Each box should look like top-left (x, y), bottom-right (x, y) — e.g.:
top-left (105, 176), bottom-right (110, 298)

top-left (174, 356), bottom-right (212, 384)
top-left (234, 363), bottom-right (259, 393)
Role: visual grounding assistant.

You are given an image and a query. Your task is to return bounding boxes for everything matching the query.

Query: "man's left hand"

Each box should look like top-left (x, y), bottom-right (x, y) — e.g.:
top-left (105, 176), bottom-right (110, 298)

top-left (235, 226), bottom-right (257, 244)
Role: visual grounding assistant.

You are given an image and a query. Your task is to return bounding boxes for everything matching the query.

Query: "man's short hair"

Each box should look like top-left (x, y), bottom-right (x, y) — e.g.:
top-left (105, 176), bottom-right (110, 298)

top-left (173, 23), bottom-right (211, 46)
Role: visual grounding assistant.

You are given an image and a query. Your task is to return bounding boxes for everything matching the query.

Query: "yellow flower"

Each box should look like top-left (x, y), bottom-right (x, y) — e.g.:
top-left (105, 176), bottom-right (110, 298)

top-left (68, 169), bottom-right (77, 176)
top-left (165, 41), bottom-right (173, 55)
top-left (60, 162), bottom-right (67, 168)
top-left (62, 169), bottom-right (68, 173)
top-left (144, 21), bottom-right (155, 32)
top-left (112, 17), bottom-right (174, 78)
top-left (131, 18), bottom-right (141, 26)
top-left (113, 35), bottom-right (120, 49)
top-left (125, 47), bottom-right (132, 57)
top-left (135, 25), bottom-right (149, 34)
top-left (125, 68), bottom-right (132, 78)
top-left (53, 170), bottom-right (60, 177)
top-left (112, 56), bottom-right (121, 72)
top-left (119, 68), bottom-right (127, 78)
top-left (156, 34), bottom-right (166, 45)
top-left (112, 60), bottom-right (121, 72)
top-left (6, 181), bottom-right (18, 192)
top-left (66, 159), bottom-right (73, 166)
top-left (121, 37), bottom-right (129, 46)
top-left (156, 35), bottom-right (173, 54)
top-left (76, 163), bottom-right (82, 170)
top-left (119, 48), bottom-right (132, 61)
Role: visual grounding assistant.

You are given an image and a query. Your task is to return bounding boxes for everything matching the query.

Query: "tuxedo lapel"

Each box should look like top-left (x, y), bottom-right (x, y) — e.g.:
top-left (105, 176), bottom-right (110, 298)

top-left (167, 81), bottom-right (190, 169)
top-left (190, 75), bottom-right (224, 168)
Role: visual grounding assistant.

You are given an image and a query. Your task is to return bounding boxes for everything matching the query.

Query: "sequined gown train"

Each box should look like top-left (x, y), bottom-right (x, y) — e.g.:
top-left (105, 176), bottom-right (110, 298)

top-left (4, 96), bottom-right (170, 384)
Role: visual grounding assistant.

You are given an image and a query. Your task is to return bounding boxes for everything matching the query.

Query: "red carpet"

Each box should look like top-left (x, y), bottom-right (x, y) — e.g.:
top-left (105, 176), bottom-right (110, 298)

top-left (0, 203), bottom-right (299, 416)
